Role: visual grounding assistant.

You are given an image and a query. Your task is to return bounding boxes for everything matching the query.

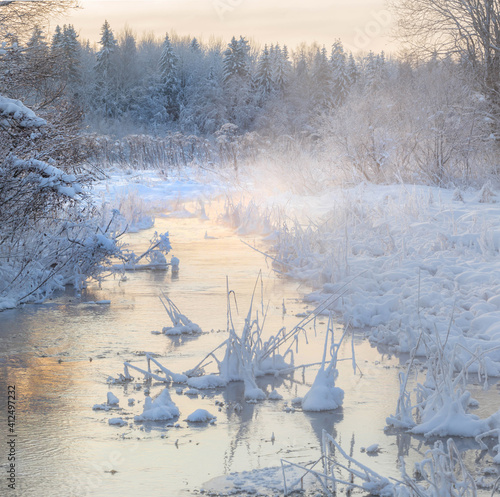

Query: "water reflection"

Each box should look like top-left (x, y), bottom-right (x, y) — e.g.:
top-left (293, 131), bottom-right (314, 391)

top-left (1, 213), bottom-right (498, 496)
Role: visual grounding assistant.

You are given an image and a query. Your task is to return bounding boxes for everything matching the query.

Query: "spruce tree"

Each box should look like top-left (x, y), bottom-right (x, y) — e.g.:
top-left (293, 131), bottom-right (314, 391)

top-left (312, 47), bottom-right (333, 109)
top-left (330, 40), bottom-right (350, 107)
top-left (158, 33), bottom-right (181, 121)
top-left (273, 44), bottom-right (291, 94)
top-left (255, 44), bottom-right (274, 98)
top-left (95, 20), bottom-right (118, 117)
top-left (61, 24), bottom-right (80, 84)
top-left (223, 36), bottom-right (250, 82)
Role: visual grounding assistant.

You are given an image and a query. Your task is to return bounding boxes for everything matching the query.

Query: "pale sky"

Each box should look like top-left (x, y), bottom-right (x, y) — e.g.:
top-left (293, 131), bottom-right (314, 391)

top-left (55, 0), bottom-right (394, 53)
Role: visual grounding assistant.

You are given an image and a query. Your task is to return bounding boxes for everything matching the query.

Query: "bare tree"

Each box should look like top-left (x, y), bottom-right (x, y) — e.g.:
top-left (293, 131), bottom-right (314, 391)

top-left (0, 0), bottom-right (78, 37)
top-left (391, 0), bottom-right (500, 124)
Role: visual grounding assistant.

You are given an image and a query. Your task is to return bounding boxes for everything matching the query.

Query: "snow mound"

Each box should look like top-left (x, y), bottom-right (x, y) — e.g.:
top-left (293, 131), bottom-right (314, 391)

top-left (302, 369), bottom-right (344, 412)
top-left (107, 392), bottom-right (119, 405)
top-left (268, 389), bottom-right (283, 400)
top-left (108, 417), bottom-right (127, 427)
top-left (244, 386), bottom-right (266, 401)
top-left (134, 388), bottom-right (179, 422)
top-left (187, 375), bottom-right (228, 389)
top-left (186, 409), bottom-right (216, 423)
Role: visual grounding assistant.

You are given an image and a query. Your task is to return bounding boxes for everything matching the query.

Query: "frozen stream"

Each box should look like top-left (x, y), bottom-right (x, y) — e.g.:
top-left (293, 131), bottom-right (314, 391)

top-left (1, 212), bottom-right (499, 497)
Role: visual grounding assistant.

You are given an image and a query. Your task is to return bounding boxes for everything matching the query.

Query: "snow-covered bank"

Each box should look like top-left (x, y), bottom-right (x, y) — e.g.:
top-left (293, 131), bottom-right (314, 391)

top-left (254, 183), bottom-right (500, 365)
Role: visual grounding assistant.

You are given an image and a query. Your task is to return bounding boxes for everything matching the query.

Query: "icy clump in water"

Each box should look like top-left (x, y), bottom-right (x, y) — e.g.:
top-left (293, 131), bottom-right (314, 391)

top-left (134, 388), bottom-right (179, 422)
top-left (187, 375), bottom-right (228, 389)
top-left (302, 314), bottom-right (346, 412)
top-left (107, 392), bottom-right (120, 405)
top-left (186, 409), bottom-right (216, 423)
top-left (160, 292), bottom-right (202, 335)
top-left (302, 368), bottom-right (344, 411)
top-left (108, 418), bottom-right (127, 427)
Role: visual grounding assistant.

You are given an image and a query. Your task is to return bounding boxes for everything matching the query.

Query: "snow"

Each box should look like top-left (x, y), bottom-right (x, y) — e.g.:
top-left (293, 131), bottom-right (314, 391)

top-left (301, 368), bottom-right (344, 411)
top-left (107, 392), bottom-right (119, 405)
top-left (236, 182), bottom-right (500, 378)
top-left (365, 444), bottom-right (380, 454)
top-left (0, 95), bottom-right (47, 128)
top-left (203, 465), bottom-right (317, 495)
top-left (186, 409), bottom-right (216, 423)
top-left (186, 375), bottom-right (228, 389)
top-left (244, 386), bottom-right (266, 401)
top-left (108, 417), bottom-right (127, 427)
top-left (134, 388), bottom-right (180, 422)
top-left (268, 389), bottom-right (283, 400)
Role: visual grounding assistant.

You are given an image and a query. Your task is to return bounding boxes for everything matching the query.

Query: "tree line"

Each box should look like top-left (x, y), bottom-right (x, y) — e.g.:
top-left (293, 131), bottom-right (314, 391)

top-left (3, 20), bottom-right (387, 137)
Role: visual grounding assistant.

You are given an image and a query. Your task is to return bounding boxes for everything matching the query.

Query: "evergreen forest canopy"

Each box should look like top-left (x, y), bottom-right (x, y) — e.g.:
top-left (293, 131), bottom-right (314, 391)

top-left (3, 17), bottom-right (498, 186)
top-left (1, 12), bottom-right (500, 186)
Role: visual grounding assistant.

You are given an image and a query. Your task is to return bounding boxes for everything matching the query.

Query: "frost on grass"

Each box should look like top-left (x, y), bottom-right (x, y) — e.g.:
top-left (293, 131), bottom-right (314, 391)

top-left (267, 184), bottom-right (500, 381)
top-left (134, 388), bottom-right (180, 422)
top-left (302, 314), bottom-right (346, 412)
top-left (159, 292), bottom-right (202, 335)
top-left (282, 431), bottom-right (476, 497)
top-left (186, 275), bottom-right (349, 403)
top-left (118, 231), bottom-right (173, 271)
top-left (118, 353), bottom-right (188, 384)
top-left (386, 326), bottom-right (500, 439)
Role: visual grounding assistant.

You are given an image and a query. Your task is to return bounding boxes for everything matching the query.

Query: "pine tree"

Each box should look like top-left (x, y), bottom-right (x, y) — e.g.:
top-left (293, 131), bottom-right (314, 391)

top-left (364, 51), bottom-right (386, 90)
top-left (188, 65), bottom-right (226, 134)
top-left (27, 25), bottom-right (47, 51)
top-left (51, 25), bottom-right (63, 54)
top-left (273, 44), bottom-right (291, 93)
top-left (330, 40), bottom-right (350, 107)
top-left (223, 36), bottom-right (250, 82)
top-left (190, 37), bottom-right (201, 53)
top-left (61, 24), bottom-right (80, 84)
top-left (95, 20), bottom-right (117, 80)
top-left (158, 33), bottom-right (181, 121)
top-left (312, 47), bottom-right (333, 109)
top-left (95, 20), bottom-right (118, 117)
top-left (255, 44), bottom-right (274, 99)
top-left (347, 53), bottom-right (359, 86)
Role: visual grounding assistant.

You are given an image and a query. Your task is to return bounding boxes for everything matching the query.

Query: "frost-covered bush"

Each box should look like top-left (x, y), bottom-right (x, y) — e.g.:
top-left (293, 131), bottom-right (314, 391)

top-left (0, 96), bottom-right (130, 309)
top-left (387, 329), bottom-right (500, 439)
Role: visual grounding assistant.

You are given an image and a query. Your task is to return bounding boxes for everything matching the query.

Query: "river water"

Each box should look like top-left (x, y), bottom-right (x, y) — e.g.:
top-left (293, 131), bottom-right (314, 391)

top-left (0, 213), bottom-right (498, 497)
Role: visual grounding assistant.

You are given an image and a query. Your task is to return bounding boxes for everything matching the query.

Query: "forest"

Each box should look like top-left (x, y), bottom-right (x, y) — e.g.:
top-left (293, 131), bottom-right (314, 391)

top-left (3, 14), bottom-right (498, 186)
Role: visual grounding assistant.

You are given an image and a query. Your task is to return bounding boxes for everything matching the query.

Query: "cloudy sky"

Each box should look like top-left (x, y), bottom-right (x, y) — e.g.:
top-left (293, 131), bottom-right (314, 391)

top-left (58, 0), bottom-right (394, 52)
